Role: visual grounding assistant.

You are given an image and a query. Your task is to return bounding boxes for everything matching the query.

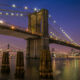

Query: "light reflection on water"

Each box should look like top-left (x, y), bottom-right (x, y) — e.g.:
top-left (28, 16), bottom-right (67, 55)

top-left (52, 58), bottom-right (80, 80)
top-left (0, 57), bottom-right (80, 80)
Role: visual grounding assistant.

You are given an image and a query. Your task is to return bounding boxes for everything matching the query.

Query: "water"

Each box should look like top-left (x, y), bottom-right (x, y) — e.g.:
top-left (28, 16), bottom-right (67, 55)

top-left (0, 57), bottom-right (80, 80)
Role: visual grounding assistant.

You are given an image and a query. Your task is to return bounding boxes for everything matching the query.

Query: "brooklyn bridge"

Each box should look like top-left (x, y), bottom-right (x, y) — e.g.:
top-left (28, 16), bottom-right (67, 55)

top-left (0, 3), bottom-right (80, 80)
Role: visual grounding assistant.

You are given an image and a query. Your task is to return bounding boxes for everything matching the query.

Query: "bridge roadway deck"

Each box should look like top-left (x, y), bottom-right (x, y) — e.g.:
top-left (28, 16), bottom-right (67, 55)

top-left (0, 24), bottom-right (40, 39)
top-left (49, 38), bottom-right (80, 50)
top-left (0, 24), bottom-right (80, 50)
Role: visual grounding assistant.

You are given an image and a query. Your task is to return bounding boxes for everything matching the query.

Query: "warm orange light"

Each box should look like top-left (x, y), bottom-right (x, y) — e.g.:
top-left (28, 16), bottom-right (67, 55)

top-left (26, 28), bottom-right (28, 32)
top-left (11, 26), bottom-right (15, 30)
top-left (0, 20), bottom-right (4, 24)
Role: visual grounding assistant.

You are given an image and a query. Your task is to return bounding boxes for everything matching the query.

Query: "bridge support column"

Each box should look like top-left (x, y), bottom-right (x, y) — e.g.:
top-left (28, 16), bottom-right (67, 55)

top-left (15, 51), bottom-right (24, 78)
top-left (29, 39), bottom-right (38, 59)
top-left (26, 39), bottom-right (30, 58)
top-left (39, 9), bottom-right (53, 79)
top-left (27, 39), bottom-right (42, 59)
top-left (40, 49), bottom-right (53, 79)
top-left (27, 9), bottom-right (53, 79)
top-left (39, 37), bottom-right (53, 79)
top-left (1, 51), bottom-right (10, 73)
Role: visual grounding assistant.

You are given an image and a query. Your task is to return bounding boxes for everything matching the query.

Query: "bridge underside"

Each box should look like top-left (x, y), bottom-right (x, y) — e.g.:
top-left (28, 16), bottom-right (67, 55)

top-left (0, 25), bottom-right (40, 39)
top-left (27, 38), bottom-right (43, 58)
top-left (49, 38), bottom-right (80, 50)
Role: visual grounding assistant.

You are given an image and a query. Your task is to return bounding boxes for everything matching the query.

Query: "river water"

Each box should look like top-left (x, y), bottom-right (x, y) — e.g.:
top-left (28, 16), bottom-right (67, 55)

top-left (0, 57), bottom-right (80, 80)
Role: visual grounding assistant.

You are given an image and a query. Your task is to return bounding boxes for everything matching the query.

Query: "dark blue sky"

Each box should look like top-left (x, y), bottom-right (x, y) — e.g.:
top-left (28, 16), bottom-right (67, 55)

top-left (0, 0), bottom-right (80, 53)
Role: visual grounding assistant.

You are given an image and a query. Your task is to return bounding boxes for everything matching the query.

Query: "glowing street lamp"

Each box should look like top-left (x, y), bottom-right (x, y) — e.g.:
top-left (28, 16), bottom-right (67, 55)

top-left (20, 13), bottom-right (23, 16)
top-left (11, 26), bottom-right (15, 30)
top-left (0, 20), bottom-right (4, 24)
top-left (34, 8), bottom-right (37, 11)
top-left (11, 13), bottom-right (14, 16)
top-left (16, 13), bottom-right (19, 16)
top-left (6, 13), bottom-right (9, 15)
top-left (24, 6), bottom-right (28, 10)
top-left (49, 14), bottom-right (51, 18)
top-left (12, 4), bottom-right (16, 8)
top-left (0, 12), bottom-right (2, 15)
top-left (53, 20), bottom-right (56, 23)
top-left (50, 35), bottom-right (53, 38)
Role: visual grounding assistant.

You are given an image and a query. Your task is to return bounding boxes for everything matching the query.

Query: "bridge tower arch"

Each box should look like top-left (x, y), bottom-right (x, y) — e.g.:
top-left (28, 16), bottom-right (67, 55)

top-left (26, 9), bottom-right (49, 58)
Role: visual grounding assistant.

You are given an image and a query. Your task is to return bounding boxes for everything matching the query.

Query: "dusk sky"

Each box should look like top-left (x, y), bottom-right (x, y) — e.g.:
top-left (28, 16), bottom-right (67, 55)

top-left (0, 0), bottom-right (80, 53)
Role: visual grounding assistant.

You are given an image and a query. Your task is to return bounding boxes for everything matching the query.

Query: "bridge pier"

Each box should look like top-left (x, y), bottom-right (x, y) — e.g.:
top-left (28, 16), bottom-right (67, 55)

top-left (39, 37), bottom-right (53, 79)
top-left (39, 9), bottom-right (53, 79)
top-left (39, 49), bottom-right (53, 79)
top-left (15, 51), bottom-right (24, 78)
top-left (27, 9), bottom-right (53, 79)
top-left (1, 51), bottom-right (10, 73)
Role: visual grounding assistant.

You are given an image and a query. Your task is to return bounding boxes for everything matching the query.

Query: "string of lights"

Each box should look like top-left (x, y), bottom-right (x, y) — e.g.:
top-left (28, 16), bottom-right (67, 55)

top-left (48, 15), bottom-right (80, 46)
top-left (0, 12), bottom-right (27, 17)
top-left (49, 24), bottom-right (62, 40)
top-left (49, 19), bottom-right (68, 41)
top-left (0, 3), bottom-right (40, 12)
top-left (0, 4), bottom-right (40, 17)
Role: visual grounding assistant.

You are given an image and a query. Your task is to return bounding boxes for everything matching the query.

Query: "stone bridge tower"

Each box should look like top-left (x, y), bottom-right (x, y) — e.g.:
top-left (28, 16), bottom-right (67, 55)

top-left (26, 9), bottom-right (49, 58)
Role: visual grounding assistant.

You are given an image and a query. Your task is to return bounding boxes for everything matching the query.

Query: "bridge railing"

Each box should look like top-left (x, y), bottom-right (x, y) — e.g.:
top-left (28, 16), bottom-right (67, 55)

top-left (0, 22), bottom-right (43, 36)
top-left (50, 37), bottom-right (80, 47)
